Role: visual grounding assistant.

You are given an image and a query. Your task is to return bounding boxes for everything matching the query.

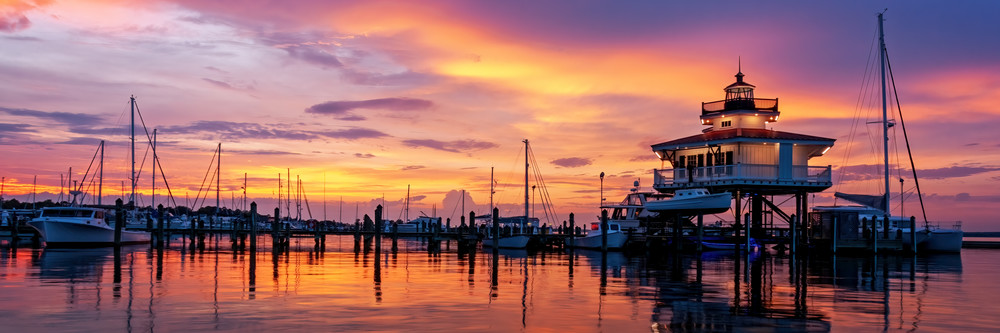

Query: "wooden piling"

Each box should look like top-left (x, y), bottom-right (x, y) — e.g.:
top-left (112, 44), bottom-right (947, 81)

top-left (697, 214), bottom-right (704, 252)
top-left (250, 202), bottom-right (257, 251)
top-left (600, 209), bottom-right (608, 252)
top-left (909, 216), bottom-right (917, 255)
top-left (790, 214), bottom-right (797, 254)
top-left (492, 208), bottom-right (499, 255)
top-left (114, 198), bottom-right (123, 246)
top-left (568, 213), bottom-right (575, 249)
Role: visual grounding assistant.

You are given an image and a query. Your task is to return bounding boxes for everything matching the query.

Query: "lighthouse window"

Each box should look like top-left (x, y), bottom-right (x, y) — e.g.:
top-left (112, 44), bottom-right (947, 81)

top-left (721, 120), bottom-right (732, 128)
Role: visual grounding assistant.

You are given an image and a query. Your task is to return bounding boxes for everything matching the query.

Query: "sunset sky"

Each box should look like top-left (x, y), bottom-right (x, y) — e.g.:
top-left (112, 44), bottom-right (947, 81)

top-left (2, 1), bottom-right (998, 230)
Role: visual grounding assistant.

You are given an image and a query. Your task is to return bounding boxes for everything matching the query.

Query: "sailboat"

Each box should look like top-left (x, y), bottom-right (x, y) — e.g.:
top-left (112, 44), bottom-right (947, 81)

top-left (482, 139), bottom-right (540, 249)
top-left (814, 13), bottom-right (962, 252)
top-left (28, 97), bottom-right (152, 246)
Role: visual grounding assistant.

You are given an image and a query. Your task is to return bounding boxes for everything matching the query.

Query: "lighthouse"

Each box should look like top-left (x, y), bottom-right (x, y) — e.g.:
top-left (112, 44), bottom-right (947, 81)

top-left (650, 69), bottom-right (835, 245)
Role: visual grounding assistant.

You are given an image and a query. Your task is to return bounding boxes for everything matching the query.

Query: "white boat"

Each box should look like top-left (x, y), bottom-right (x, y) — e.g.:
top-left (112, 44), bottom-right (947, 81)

top-left (922, 224), bottom-right (963, 253)
top-left (600, 181), bottom-right (668, 233)
top-left (27, 207), bottom-right (151, 246)
top-left (482, 235), bottom-right (531, 249)
top-left (570, 222), bottom-right (628, 250)
top-left (644, 188), bottom-right (732, 214)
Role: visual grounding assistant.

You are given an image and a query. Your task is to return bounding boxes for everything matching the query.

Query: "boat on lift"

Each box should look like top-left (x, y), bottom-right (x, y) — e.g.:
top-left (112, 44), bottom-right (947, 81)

top-left (644, 188), bottom-right (732, 215)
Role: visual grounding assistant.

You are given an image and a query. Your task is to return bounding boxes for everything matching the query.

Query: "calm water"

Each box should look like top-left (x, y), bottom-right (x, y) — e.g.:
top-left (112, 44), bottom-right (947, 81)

top-left (1, 235), bottom-right (997, 332)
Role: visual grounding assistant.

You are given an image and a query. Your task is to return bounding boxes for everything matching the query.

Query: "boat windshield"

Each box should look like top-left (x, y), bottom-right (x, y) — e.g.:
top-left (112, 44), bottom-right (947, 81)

top-left (41, 209), bottom-right (94, 218)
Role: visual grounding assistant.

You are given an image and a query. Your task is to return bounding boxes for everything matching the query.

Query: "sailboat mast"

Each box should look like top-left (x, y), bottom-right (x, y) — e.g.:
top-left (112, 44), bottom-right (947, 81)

top-left (879, 13), bottom-right (891, 220)
top-left (98, 140), bottom-right (104, 205)
top-left (405, 184), bottom-right (410, 222)
top-left (216, 143), bottom-right (221, 217)
top-left (130, 96), bottom-right (136, 207)
top-left (152, 129), bottom-right (157, 210)
top-left (523, 139), bottom-right (529, 230)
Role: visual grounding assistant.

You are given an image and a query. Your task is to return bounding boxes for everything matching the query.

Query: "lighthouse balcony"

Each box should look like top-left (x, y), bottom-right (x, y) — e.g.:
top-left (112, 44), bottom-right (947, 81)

top-left (652, 164), bottom-right (832, 190)
top-left (702, 98), bottom-right (778, 115)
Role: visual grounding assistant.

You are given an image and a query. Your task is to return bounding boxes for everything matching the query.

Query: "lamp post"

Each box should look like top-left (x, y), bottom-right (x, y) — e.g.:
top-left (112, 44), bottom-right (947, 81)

top-left (599, 172), bottom-right (605, 207)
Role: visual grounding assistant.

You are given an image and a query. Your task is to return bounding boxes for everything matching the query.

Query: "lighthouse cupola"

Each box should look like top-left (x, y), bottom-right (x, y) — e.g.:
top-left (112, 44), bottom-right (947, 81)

top-left (699, 68), bottom-right (780, 132)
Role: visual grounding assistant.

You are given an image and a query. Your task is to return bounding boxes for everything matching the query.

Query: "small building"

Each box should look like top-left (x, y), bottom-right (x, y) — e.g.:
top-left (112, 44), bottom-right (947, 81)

top-left (648, 69), bottom-right (835, 242)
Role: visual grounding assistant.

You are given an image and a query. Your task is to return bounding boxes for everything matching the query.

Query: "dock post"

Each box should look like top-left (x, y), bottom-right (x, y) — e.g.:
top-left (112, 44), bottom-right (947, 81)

top-left (492, 208), bottom-right (500, 256)
top-left (832, 216), bottom-right (838, 254)
top-left (114, 198), bottom-right (123, 246)
top-left (272, 208), bottom-right (280, 240)
top-left (910, 216), bottom-right (917, 255)
top-left (156, 204), bottom-right (164, 241)
top-left (374, 205), bottom-right (382, 255)
top-left (790, 214), bottom-right (797, 254)
top-left (469, 211), bottom-right (476, 233)
top-left (872, 215), bottom-right (879, 254)
top-left (697, 214), bottom-right (704, 252)
top-left (446, 218), bottom-right (451, 233)
top-left (9, 210), bottom-right (18, 245)
top-left (568, 213), bottom-right (575, 249)
top-left (250, 202), bottom-right (257, 251)
top-left (601, 209), bottom-right (608, 252)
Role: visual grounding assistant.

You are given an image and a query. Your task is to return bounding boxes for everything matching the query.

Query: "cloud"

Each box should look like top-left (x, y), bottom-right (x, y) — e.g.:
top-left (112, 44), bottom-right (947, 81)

top-left (919, 166), bottom-right (1000, 179)
top-left (57, 137), bottom-right (104, 145)
top-left (551, 157), bottom-right (592, 168)
top-left (0, 123), bottom-right (35, 141)
top-left (158, 121), bottom-right (388, 141)
top-left (0, 0), bottom-right (38, 33)
top-left (322, 127), bottom-right (389, 140)
top-left (401, 165), bottom-right (425, 171)
top-left (402, 139), bottom-right (497, 153)
top-left (202, 78), bottom-right (234, 90)
top-left (283, 45), bottom-right (342, 68)
top-left (354, 153), bottom-right (375, 158)
top-left (836, 164), bottom-right (1000, 182)
top-left (0, 106), bottom-right (104, 126)
top-left (305, 98), bottom-right (433, 121)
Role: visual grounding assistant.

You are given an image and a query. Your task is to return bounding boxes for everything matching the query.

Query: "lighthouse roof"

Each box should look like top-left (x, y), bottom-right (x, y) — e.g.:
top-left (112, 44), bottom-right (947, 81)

top-left (651, 128), bottom-right (834, 151)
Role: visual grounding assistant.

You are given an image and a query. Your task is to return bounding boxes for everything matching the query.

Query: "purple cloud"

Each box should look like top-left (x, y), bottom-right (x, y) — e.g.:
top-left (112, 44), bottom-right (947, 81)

top-left (551, 157), bottom-right (592, 168)
top-left (402, 139), bottom-right (498, 153)
top-left (158, 121), bottom-right (387, 141)
top-left (305, 98), bottom-right (433, 117)
top-left (0, 106), bottom-right (104, 126)
top-left (836, 164), bottom-right (1000, 182)
top-left (354, 153), bottom-right (375, 158)
top-left (322, 127), bottom-right (388, 140)
top-left (202, 78), bottom-right (234, 90)
top-left (401, 165), bottom-right (425, 171)
top-left (0, 11), bottom-right (30, 33)
top-left (283, 45), bottom-right (342, 68)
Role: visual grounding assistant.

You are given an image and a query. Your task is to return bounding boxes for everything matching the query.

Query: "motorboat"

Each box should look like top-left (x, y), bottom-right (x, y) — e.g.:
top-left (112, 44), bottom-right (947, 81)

top-left (644, 188), bottom-right (732, 214)
top-left (27, 206), bottom-right (151, 246)
top-left (599, 181), bottom-right (669, 233)
top-left (569, 222), bottom-right (628, 250)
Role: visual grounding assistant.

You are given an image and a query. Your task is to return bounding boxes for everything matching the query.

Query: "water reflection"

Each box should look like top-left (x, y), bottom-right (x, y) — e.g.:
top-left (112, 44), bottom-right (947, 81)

top-left (0, 235), bottom-right (989, 332)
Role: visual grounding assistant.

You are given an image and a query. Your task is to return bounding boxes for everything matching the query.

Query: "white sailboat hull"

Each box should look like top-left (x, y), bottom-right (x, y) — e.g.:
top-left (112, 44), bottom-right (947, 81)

top-left (482, 235), bottom-right (531, 249)
top-left (570, 232), bottom-right (628, 249)
top-left (921, 229), bottom-right (963, 253)
top-left (645, 192), bottom-right (732, 214)
top-left (28, 220), bottom-right (151, 246)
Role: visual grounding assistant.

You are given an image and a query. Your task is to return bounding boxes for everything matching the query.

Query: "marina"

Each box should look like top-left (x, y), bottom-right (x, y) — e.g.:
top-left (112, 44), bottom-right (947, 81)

top-left (1, 2), bottom-right (998, 332)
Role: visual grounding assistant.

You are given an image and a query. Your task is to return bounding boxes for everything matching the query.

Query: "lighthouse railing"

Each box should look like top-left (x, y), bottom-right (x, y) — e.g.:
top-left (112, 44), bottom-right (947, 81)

top-left (653, 164), bottom-right (832, 187)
